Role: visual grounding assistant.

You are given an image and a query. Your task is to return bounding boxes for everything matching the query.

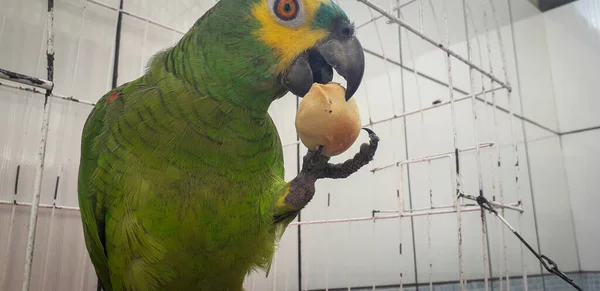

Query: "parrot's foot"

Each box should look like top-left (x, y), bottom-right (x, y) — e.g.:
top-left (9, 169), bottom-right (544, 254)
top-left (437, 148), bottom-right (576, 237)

top-left (283, 128), bottom-right (379, 209)
top-left (302, 128), bottom-right (379, 179)
top-left (278, 128), bottom-right (379, 214)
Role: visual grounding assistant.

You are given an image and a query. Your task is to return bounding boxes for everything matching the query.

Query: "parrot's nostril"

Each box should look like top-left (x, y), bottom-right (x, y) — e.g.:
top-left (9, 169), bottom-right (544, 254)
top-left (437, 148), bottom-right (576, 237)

top-left (342, 27), bottom-right (351, 36)
top-left (335, 18), bottom-right (354, 39)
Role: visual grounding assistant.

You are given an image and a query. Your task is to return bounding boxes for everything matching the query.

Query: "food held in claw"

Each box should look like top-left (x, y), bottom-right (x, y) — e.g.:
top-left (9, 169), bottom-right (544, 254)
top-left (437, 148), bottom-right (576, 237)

top-left (295, 82), bottom-right (361, 157)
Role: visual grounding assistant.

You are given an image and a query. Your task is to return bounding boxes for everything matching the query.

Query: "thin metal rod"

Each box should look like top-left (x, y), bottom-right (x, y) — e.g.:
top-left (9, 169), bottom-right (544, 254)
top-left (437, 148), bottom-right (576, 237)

top-left (371, 142), bottom-right (494, 173)
top-left (507, 0), bottom-right (535, 289)
top-left (0, 68), bottom-right (54, 91)
top-left (0, 80), bottom-right (96, 106)
top-left (490, 0), bottom-right (531, 289)
top-left (290, 205), bottom-right (493, 226)
top-left (477, 0), bottom-right (506, 288)
top-left (356, 0), bottom-right (511, 91)
top-left (355, 0), bottom-right (419, 30)
top-left (460, 194), bottom-right (524, 213)
top-left (468, 11), bottom-right (501, 291)
top-left (378, 200), bottom-right (523, 214)
top-left (111, 0), bottom-right (125, 90)
top-left (394, 1), bottom-right (417, 287)
top-left (51, 94), bottom-right (96, 106)
top-left (0, 200), bottom-right (80, 211)
top-left (21, 0), bottom-right (55, 288)
top-left (438, 0), bottom-right (466, 288)
top-left (460, 0), bottom-right (491, 288)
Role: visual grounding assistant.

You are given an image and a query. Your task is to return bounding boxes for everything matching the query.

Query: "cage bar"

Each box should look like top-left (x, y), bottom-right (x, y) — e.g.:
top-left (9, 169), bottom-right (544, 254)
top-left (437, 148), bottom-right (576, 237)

top-left (371, 142), bottom-right (495, 173)
top-left (0, 75), bottom-right (96, 106)
top-left (461, 0), bottom-right (493, 289)
top-left (0, 200), bottom-right (80, 211)
top-left (0, 68), bottom-right (54, 91)
top-left (490, 0), bottom-right (529, 288)
top-left (20, 76), bottom-right (52, 288)
top-left (505, 0), bottom-right (530, 289)
top-left (20, 0), bottom-right (55, 288)
top-left (479, 0), bottom-right (507, 288)
top-left (440, 0), bottom-right (466, 287)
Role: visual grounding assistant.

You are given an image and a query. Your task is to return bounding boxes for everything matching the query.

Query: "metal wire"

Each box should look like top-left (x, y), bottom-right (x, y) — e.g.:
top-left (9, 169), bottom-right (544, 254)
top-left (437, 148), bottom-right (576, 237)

top-left (475, 196), bottom-right (583, 291)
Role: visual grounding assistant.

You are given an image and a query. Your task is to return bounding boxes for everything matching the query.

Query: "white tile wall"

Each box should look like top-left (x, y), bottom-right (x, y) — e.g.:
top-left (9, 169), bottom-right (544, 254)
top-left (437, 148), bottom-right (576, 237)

top-left (543, 0), bottom-right (600, 272)
top-left (511, 13), bottom-right (560, 133)
top-left (561, 130), bottom-right (600, 272)
top-left (545, 0), bottom-right (600, 133)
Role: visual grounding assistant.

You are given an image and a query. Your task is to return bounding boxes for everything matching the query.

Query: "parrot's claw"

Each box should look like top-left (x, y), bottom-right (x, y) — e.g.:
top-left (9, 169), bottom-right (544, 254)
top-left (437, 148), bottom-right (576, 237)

top-left (300, 128), bottom-right (379, 179)
top-left (281, 128), bottom-right (379, 211)
top-left (302, 146), bottom-right (330, 173)
top-left (310, 145), bottom-right (326, 166)
top-left (315, 145), bottom-right (324, 160)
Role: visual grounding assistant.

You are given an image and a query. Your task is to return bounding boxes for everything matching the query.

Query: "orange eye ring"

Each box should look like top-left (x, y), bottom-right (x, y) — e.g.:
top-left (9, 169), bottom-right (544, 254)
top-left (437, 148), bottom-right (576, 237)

top-left (274, 0), bottom-right (299, 21)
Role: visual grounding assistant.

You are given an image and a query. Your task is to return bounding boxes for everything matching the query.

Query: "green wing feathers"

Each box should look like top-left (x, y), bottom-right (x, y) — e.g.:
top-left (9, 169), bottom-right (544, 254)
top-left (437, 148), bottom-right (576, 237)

top-left (78, 90), bottom-right (117, 291)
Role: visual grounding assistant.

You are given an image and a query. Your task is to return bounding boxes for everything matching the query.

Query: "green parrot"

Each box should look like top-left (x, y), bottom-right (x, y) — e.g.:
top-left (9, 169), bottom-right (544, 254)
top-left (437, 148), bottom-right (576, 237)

top-left (77, 0), bottom-right (379, 290)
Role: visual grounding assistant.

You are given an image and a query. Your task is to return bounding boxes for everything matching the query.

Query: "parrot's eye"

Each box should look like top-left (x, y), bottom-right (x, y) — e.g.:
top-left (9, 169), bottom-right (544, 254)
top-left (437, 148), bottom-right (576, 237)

top-left (269, 0), bottom-right (305, 27)
top-left (275, 0), bottom-right (298, 20)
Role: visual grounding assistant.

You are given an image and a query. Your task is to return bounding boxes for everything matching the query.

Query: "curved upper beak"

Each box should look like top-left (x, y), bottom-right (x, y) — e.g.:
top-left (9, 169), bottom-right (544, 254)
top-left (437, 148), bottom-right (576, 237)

top-left (281, 35), bottom-right (365, 101)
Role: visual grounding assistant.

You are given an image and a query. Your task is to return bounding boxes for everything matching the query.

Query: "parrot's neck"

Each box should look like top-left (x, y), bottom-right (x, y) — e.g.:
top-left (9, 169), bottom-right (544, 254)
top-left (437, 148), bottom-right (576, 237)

top-left (155, 24), bottom-right (286, 115)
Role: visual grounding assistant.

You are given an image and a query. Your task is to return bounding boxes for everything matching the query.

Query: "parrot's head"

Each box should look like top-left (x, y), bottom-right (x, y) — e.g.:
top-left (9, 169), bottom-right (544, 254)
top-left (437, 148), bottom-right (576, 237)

top-left (250, 0), bottom-right (365, 101)
top-left (183, 0), bottom-right (365, 109)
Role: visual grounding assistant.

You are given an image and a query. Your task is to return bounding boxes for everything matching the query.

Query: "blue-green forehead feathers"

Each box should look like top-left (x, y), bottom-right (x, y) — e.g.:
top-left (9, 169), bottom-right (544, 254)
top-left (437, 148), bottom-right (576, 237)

top-left (311, 1), bottom-right (350, 30)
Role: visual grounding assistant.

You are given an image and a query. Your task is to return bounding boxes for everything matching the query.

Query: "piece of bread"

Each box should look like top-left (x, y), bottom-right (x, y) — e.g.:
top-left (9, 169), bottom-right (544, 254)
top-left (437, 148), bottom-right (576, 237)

top-left (295, 82), bottom-right (361, 157)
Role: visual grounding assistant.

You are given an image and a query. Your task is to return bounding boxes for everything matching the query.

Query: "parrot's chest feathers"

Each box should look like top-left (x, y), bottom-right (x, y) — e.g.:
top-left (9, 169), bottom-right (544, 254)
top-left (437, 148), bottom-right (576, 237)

top-left (118, 86), bottom-right (284, 177)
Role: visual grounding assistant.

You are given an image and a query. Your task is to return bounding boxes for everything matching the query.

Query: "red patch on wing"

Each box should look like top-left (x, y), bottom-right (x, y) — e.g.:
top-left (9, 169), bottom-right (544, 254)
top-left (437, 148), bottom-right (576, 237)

top-left (107, 92), bottom-right (119, 102)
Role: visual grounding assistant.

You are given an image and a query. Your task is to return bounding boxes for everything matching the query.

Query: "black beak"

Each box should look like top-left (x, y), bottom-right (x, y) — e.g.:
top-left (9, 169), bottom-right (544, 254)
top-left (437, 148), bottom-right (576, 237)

top-left (281, 33), bottom-right (365, 101)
